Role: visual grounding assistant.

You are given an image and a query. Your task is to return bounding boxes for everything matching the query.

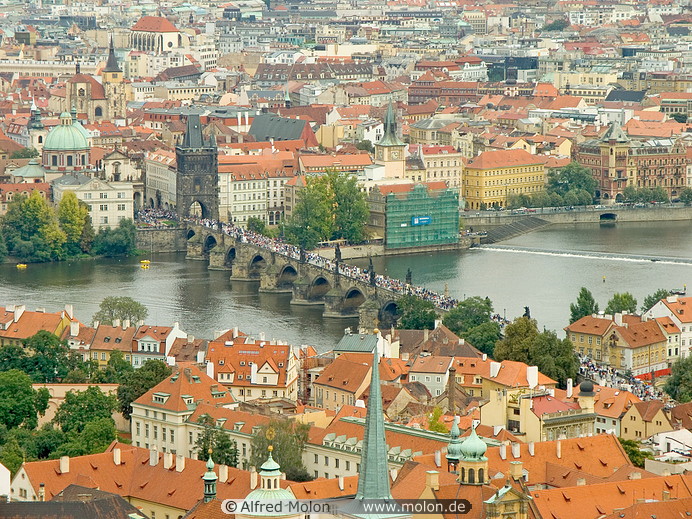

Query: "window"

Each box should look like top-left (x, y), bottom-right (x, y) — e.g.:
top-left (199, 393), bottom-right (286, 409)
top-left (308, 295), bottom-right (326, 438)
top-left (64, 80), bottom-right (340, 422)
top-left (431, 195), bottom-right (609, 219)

top-left (136, 422), bottom-right (141, 435)
top-left (314, 454), bottom-right (319, 463)
top-left (170, 430), bottom-right (174, 443)
top-left (118, 204), bottom-right (126, 211)
top-left (346, 460), bottom-right (350, 471)
top-left (324, 456), bottom-right (329, 466)
top-left (101, 352), bottom-right (106, 360)
top-left (117, 192), bottom-right (125, 199)
top-left (100, 216), bottom-right (108, 224)
top-left (100, 193), bottom-right (107, 199)
top-left (145, 424), bottom-right (149, 437)
top-left (153, 426), bottom-right (158, 439)
top-left (162, 428), bottom-right (167, 441)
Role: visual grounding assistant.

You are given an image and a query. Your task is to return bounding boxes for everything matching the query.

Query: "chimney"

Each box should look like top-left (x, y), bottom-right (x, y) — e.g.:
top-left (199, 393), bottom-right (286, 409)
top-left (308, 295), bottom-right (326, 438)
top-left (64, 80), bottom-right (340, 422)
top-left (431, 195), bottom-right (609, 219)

top-left (206, 361), bottom-right (214, 379)
top-left (250, 467), bottom-right (258, 489)
top-left (566, 378), bottom-right (573, 399)
top-left (113, 318), bottom-right (121, 328)
top-left (482, 353), bottom-right (487, 361)
top-left (260, 332), bottom-right (265, 341)
top-left (184, 367), bottom-right (192, 380)
top-left (64, 304), bottom-right (74, 319)
top-left (576, 478), bottom-right (586, 486)
top-left (163, 452), bottom-right (174, 470)
top-left (490, 361), bottom-right (501, 378)
top-left (528, 442), bottom-right (535, 456)
top-left (423, 328), bottom-right (429, 341)
top-left (526, 366), bottom-right (538, 389)
top-left (60, 456), bottom-right (69, 474)
top-left (70, 320), bottom-right (80, 337)
top-left (499, 443), bottom-right (507, 460)
top-left (137, 320), bottom-right (144, 327)
top-left (38, 483), bottom-right (45, 502)
top-left (113, 448), bottom-right (121, 466)
top-left (390, 468), bottom-right (398, 482)
top-left (13, 305), bottom-right (25, 323)
top-left (614, 313), bottom-right (623, 326)
top-left (401, 352), bottom-right (409, 361)
top-left (175, 454), bottom-right (185, 472)
top-left (338, 475), bottom-right (345, 491)
top-left (629, 471), bottom-right (641, 480)
top-left (123, 319), bottom-right (130, 329)
top-left (663, 490), bottom-right (670, 501)
top-left (149, 447), bottom-right (158, 466)
top-left (556, 439), bottom-right (562, 459)
top-left (219, 464), bottom-right (229, 483)
top-left (425, 471), bottom-right (440, 491)
top-left (511, 442), bottom-right (521, 459)
top-left (493, 425), bottom-right (504, 436)
top-left (188, 334), bottom-right (195, 344)
top-left (434, 319), bottom-right (442, 329)
top-left (232, 327), bottom-right (239, 338)
top-left (509, 461), bottom-right (523, 480)
top-left (434, 450), bottom-right (441, 467)
top-left (237, 112), bottom-right (242, 128)
top-left (93, 320), bottom-right (100, 329)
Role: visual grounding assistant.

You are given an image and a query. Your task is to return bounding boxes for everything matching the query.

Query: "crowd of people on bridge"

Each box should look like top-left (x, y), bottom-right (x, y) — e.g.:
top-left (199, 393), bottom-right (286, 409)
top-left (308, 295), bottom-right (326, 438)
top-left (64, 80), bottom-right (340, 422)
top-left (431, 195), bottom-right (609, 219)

top-left (578, 357), bottom-right (665, 402)
top-left (183, 216), bottom-right (460, 310)
top-left (136, 208), bottom-right (178, 227)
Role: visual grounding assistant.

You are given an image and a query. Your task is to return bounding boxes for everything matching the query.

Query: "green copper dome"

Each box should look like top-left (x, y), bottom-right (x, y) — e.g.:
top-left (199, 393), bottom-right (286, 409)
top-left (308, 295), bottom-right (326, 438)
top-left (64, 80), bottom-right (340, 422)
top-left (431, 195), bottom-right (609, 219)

top-left (43, 113), bottom-right (89, 152)
top-left (446, 417), bottom-right (463, 462)
top-left (244, 448), bottom-right (295, 512)
top-left (460, 425), bottom-right (487, 461)
top-left (12, 159), bottom-right (45, 179)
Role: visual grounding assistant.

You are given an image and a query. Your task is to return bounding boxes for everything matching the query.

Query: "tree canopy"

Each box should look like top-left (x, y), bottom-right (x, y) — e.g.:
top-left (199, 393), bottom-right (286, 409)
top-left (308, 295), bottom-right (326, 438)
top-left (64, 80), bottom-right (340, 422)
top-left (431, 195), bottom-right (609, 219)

top-left (396, 295), bottom-right (437, 330)
top-left (53, 386), bottom-right (118, 433)
top-left (442, 296), bottom-right (501, 355)
top-left (92, 218), bottom-right (137, 257)
top-left (547, 162), bottom-right (598, 197)
top-left (618, 438), bottom-right (653, 468)
top-left (195, 414), bottom-right (239, 467)
top-left (250, 419), bottom-right (311, 481)
top-left (664, 356), bottom-right (692, 403)
top-left (117, 360), bottom-right (172, 419)
top-left (605, 292), bottom-right (638, 315)
top-left (679, 187), bottom-right (692, 205)
top-left (569, 287), bottom-right (599, 324)
top-left (0, 370), bottom-right (49, 429)
top-left (93, 296), bottom-right (149, 326)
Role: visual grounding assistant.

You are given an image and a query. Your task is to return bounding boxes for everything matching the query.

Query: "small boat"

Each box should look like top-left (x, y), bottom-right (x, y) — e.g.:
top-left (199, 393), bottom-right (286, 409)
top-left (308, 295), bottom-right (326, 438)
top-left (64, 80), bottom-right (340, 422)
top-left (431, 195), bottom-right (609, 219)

top-left (16, 264), bottom-right (27, 269)
top-left (140, 259), bottom-right (151, 264)
top-left (141, 265), bottom-right (149, 270)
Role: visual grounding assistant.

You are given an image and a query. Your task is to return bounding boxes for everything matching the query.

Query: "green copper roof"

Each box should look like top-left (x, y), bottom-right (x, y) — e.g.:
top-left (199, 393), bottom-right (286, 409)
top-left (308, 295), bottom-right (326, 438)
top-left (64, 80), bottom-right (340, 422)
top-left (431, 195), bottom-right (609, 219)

top-left (245, 448), bottom-right (295, 512)
top-left (446, 416), bottom-right (463, 462)
top-left (259, 450), bottom-right (281, 476)
top-left (12, 159), bottom-right (45, 178)
top-left (356, 349), bottom-right (392, 500)
top-left (44, 113), bottom-right (89, 152)
top-left (460, 425), bottom-right (487, 461)
top-left (376, 101), bottom-right (405, 147)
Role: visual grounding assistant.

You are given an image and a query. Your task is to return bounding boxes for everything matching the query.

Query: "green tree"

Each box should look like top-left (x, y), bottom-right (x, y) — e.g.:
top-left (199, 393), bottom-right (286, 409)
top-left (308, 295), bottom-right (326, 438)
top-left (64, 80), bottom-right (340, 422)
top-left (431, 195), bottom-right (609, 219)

top-left (195, 414), bottom-right (239, 467)
top-left (549, 192), bottom-right (563, 207)
top-left (664, 356), bottom-right (692, 402)
top-left (283, 178), bottom-right (333, 249)
top-left (80, 213), bottom-right (95, 253)
top-left (427, 407), bottom-right (448, 433)
top-left (356, 140), bottom-right (374, 153)
top-left (117, 360), bottom-right (172, 419)
top-left (78, 417), bottom-right (118, 454)
top-left (679, 187), bottom-right (692, 205)
top-left (53, 386), bottom-right (117, 433)
top-left (0, 343), bottom-right (28, 372)
top-left (23, 331), bottom-right (79, 383)
top-left (0, 370), bottom-right (49, 429)
top-left (33, 425), bottom-right (67, 459)
top-left (247, 216), bottom-right (269, 236)
top-left (92, 296), bottom-right (148, 326)
top-left (650, 186), bottom-right (669, 203)
top-left (542, 19), bottom-right (569, 31)
top-left (642, 289), bottom-right (671, 313)
top-left (101, 350), bottom-right (134, 383)
top-left (618, 438), bottom-right (653, 468)
top-left (326, 170), bottom-right (369, 243)
top-left (463, 321), bottom-right (501, 356)
top-left (250, 419), bottom-right (311, 481)
top-left (547, 162), bottom-right (598, 197)
top-left (493, 317), bottom-right (539, 365)
top-left (443, 296), bottom-right (493, 335)
top-left (396, 295), bottom-right (437, 330)
top-left (622, 185), bottom-right (639, 202)
top-left (528, 330), bottom-right (578, 388)
top-left (92, 219), bottom-right (137, 257)
top-left (0, 438), bottom-right (25, 476)
top-left (0, 231), bottom-right (7, 263)
top-left (570, 287), bottom-right (599, 324)
top-left (10, 147), bottom-right (39, 159)
top-left (58, 192), bottom-right (90, 256)
top-left (531, 191), bottom-right (551, 209)
top-left (605, 292), bottom-right (638, 314)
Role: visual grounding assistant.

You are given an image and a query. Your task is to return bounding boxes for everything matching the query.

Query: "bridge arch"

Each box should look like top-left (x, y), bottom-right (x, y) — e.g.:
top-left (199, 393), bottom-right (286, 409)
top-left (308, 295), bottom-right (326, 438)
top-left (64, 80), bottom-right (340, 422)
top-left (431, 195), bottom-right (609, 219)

top-left (225, 247), bottom-right (236, 268)
top-left (277, 264), bottom-right (298, 288)
top-left (203, 235), bottom-right (218, 255)
top-left (378, 300), bottom-right (400, 328)
top-left (186, 228), bottom-right (196, 240)
top-left (343, 287), bottom-right (366, 312)
top-left (307, 275), bottom-right (332, 301)
top-left (600, 212), bottom-right (617, 223)
top-left (248, 253), bottom-right (267, 278)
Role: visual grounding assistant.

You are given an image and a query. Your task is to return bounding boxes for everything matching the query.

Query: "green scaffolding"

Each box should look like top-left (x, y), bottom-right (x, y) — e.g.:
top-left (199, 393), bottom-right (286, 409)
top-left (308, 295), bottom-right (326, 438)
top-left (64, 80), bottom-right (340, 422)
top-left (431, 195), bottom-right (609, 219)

top-left (385, 185), bottom-right (460, 249)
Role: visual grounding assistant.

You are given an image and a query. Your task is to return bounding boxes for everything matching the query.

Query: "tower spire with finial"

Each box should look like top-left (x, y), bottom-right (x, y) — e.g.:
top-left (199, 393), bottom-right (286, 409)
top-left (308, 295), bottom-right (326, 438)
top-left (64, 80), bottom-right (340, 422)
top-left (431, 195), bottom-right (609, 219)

top-left (202, 449), bottom-right (218, 503)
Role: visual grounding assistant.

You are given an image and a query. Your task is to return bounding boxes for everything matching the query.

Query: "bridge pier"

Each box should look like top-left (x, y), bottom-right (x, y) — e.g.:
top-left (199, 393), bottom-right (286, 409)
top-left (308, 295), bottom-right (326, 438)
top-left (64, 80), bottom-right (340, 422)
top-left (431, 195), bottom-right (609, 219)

top-left (209, 249), bottom-right (230, 270)
top-left (186, 234), bottom-right (204, 261)
top-left (358, 299), bottom-right (381, 331)
top-left (323, 290), bottom-right (359, 319)
top-left (290, 277), bottom-right (324, 306)
top-left (259, 264), bottom-right (292, 293)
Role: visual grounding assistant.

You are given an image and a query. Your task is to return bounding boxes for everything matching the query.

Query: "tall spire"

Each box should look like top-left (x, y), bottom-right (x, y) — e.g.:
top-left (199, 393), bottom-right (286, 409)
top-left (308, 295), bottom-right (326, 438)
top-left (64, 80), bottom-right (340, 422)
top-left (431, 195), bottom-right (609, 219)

top-left (103, 35), bottom-right (122, 74)
top-left (377, 100), bottom-right (404, 147)
top-left (356, 348), bottom-right (391, 500)
top-left (202, 450), bottom-right (218, 503)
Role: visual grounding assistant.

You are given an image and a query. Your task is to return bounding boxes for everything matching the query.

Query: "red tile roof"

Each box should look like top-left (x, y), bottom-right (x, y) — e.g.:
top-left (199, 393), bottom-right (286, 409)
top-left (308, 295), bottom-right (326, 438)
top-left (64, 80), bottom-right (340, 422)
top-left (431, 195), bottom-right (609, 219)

top-left (131, 16), bottom-right (179, 33)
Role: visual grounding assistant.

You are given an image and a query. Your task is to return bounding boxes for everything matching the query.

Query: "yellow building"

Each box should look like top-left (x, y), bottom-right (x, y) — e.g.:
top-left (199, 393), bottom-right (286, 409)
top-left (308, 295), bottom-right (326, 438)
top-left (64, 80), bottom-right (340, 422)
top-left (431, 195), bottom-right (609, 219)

top-left (620, 400), bottom-right (673, 441)
top-left (463, 149), bottom-right (546, 210)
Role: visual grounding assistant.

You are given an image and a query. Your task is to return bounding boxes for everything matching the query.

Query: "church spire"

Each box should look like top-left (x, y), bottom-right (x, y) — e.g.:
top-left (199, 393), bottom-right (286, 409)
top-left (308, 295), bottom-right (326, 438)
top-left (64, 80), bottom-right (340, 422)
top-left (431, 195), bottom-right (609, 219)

top-left (356, 348), bottom-right (391, 500)
top-left (202, 450), bottom-right (218, 503)
top-left (103, 35), bottom-right (122, 74)
top-left (377, 100), bottom-right (404, 147)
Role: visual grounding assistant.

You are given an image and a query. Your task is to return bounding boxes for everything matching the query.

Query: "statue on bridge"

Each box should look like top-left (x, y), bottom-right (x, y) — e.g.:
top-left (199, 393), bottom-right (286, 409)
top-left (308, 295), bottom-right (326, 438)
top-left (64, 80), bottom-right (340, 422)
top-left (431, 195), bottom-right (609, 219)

top-left (523, 306), bottom-right (531, 319)
top-left (335, 243), bottom-right (342, 263)
top-left (368, 256), bottom-right (376, 286)
top-left (405, 268), bottom-right (412, 285)
top-left (299, 246), bottom-right (306, 264)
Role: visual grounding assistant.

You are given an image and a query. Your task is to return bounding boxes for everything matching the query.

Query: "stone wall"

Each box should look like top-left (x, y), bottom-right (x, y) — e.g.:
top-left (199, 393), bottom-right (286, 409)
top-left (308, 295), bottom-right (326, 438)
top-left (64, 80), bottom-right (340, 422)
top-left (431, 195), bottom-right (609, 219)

top-left (136, 227), bottom-right (187, 253)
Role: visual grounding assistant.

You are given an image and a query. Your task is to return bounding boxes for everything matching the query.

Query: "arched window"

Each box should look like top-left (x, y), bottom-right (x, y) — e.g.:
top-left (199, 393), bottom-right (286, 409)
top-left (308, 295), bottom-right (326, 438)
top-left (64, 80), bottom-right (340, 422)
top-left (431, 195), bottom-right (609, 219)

top-left (95, 106), bottom-right (103, 117)
top-left (52, 155), bottom-right (57, 166)
top-left (67, 156), bottom-right (73, 166)
top-left (38, 136), bottom-right (43, 144)
top-left (461, 467), bottom-right (465, 483)
top-left (478, 468), bottom-right (484, 483)
top-left (468, 468), bottom-right (475, 484)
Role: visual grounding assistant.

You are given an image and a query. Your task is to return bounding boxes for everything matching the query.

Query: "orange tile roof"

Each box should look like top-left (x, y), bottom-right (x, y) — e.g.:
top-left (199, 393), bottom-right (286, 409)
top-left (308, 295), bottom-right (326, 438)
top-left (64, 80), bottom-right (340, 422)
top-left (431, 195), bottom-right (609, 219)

top-left (133, 365), bottom-right (235, 413)
top-left (299, 154), bottom-right (373, 168)
top-left (313, 357), bottom-right (371, 394)
top-left (337, 352), bottom-right (408, 381)
top-left (289, 475), bottom-right (359, 499)
top-left (564, 315), bottom-right (615, 336)
top-left (91, 324), bottom-right (137, 352)
top-left (131, 16), bottom-right (179, 33)
top-left (662, 296), bottom-right (692, 323)
top-left (409, 355), bottom-right (453, 374)
top-left (466, 149), bottom-right (545, 170)
top-left (0, 307), bottom-right (66, 340)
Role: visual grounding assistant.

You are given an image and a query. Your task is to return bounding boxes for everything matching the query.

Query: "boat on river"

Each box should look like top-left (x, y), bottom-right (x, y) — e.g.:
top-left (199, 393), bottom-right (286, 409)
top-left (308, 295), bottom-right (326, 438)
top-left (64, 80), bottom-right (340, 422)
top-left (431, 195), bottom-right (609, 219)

top-left (16, 264), bottom-right (27, 269)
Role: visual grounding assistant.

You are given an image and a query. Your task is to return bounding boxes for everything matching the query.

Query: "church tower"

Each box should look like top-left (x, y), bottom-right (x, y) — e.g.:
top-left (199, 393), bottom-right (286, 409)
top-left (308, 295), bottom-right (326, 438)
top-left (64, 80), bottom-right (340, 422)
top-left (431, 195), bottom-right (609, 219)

top-left (457, 424), bottom-right (489, 485)
top-left (102, 36), bottom-right (127, 119)
top-left (446, 416), bottom-right (463, 473)
top-left (202, 451), bottom-right (218, 503)
top-left (176, 114), bottom-right (219, 220)
top-left (28, 99), bottom-right (47, 152)
top-left (374, 101), bottom-right (406, 179)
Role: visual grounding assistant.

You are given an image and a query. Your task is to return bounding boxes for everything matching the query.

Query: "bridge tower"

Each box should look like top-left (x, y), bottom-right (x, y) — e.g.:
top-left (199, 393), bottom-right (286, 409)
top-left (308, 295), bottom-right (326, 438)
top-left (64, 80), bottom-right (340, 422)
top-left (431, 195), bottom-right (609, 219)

top-left (176, 114), bottom-right (219, 220)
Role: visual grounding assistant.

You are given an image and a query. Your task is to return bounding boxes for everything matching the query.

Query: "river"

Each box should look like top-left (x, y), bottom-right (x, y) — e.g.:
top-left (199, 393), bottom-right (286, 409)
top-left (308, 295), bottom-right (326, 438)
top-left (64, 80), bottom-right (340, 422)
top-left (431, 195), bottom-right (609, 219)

top-left (2, 221), bottom-right (691, 351)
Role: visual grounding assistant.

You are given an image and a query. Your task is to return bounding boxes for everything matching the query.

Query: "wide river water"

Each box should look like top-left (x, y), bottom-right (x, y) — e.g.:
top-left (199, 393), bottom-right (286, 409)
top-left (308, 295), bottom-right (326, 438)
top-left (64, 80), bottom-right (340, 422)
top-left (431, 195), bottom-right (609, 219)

top-left (2, 221), bottom-right (691, 351)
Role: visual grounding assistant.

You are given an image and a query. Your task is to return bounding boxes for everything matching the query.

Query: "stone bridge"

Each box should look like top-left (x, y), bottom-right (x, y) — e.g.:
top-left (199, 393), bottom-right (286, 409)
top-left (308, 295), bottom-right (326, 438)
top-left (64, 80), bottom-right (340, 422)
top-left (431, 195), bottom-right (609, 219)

top-left (185, 224), bottom-right (417, 329)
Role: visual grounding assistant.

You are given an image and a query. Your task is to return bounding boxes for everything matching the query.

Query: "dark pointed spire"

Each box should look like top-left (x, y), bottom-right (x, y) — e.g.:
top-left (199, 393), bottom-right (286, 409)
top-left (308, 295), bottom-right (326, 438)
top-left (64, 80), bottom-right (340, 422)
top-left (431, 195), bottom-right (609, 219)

top-left (103, 35), bottom-right (121, 74)
top-left (377, 100), bottom-right (404, 147)
top-left (182, 114), bottom-right (204, 148)
top-left (355, 348), bottom-right (391, 500)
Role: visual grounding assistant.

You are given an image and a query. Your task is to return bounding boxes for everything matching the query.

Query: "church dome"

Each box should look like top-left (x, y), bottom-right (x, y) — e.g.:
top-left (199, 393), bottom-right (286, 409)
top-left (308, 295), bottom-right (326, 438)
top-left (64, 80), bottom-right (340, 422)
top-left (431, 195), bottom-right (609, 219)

top-left (446, 417), bottom-right (463, 462)
top-left (460, 426), bottom-right (487, 461)
top-left (12, 159), bottom-right (45, 179)
top-left (579, 380), bottom-right (595, 396)
top-left (243, 448), bottom-right (295, 513)
top-left (43, 113), bottom-right (89, 152)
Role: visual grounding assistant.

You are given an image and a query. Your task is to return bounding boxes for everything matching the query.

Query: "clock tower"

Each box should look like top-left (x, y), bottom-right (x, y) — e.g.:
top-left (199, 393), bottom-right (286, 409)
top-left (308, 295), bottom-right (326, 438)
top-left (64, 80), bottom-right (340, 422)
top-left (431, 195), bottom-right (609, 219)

top-left (374, 101), bottom-right (406, 178)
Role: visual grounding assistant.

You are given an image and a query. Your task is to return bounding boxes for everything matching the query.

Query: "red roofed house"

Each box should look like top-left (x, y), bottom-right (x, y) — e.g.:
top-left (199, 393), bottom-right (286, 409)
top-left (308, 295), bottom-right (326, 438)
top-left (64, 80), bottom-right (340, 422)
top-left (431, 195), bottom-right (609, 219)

top-left (131, 322), bottom-right (186, 367)
top-left (205, 328), bottom-right (300, 402)
top-left (646, 295), bottom-right (692, 358)
top-left (130, 16), bottom-right (187, 53)
top-left (0, 304), bottom-right (73, 347)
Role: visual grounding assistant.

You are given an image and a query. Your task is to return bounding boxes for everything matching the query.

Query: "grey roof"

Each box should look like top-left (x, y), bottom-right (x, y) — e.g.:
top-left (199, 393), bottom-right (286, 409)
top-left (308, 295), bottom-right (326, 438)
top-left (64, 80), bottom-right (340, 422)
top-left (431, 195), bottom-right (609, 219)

top-left (182, 114), bottom-right (205, 148)
top-left (600, 121), bottom-right (630, 143)
top-left (334, 331), bottom-right (378, 353)
top-left (52, 172), bottom-right (92, 186)
top-left (411, 118), bottom-right (456, 130)
top-left (604, 90), bottom-right (646, 103)
top-left (103, 37), bottom-right (121, 73)
top-left (248, 114), bottom-right (307, 142)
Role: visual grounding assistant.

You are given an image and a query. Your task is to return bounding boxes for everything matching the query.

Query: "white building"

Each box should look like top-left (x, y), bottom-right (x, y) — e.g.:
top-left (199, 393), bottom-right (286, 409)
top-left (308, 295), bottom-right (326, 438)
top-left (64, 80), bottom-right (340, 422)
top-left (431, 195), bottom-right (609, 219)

top-left (144, 149), bottom-right (177, 210)
top-left (645, 296), bottom-right (692, 358)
